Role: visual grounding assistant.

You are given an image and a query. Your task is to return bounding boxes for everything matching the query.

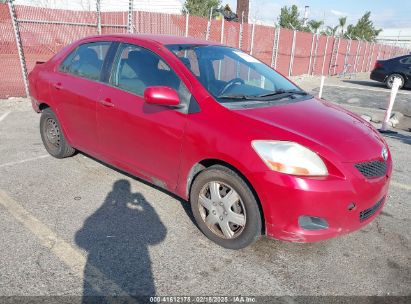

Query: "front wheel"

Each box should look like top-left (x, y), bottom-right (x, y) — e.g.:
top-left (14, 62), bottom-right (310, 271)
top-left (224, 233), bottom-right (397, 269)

top-left (40, 108), bottom-right (75, 158)
top-left (190, 165), bottom-right (262, 249)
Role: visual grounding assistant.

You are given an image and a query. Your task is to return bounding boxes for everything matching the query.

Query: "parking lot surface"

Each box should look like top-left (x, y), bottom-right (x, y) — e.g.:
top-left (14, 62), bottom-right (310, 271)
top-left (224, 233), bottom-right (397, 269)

top-left (292, 73), bottom-right (411, 117)
top-left (0, 90), bottom-right (410, 299)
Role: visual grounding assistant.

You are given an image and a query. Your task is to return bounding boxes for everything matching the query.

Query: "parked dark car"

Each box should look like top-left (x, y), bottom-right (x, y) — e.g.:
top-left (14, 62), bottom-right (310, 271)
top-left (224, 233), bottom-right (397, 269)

top-left (370, 55), bottom-right (411, 89)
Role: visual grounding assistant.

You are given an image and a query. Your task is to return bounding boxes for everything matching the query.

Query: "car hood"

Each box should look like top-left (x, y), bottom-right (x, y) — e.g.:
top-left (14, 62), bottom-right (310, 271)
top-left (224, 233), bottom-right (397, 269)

top-left (233, 98), bottom-right (386, 163)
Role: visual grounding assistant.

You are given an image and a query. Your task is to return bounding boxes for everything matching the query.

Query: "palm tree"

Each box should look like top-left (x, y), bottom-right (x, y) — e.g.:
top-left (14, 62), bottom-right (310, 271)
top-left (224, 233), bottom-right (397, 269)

top-left (338, 16), bottom-right (347, 36)
top-left (308, 20), bottom-right (324, 34)
top-left (324, 25), bottom-right (339, 36)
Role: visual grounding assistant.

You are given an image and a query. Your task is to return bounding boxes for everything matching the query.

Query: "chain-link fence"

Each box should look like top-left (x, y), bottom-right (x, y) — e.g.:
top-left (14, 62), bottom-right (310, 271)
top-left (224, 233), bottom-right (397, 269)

top-left (0, 3), bottom-right (25, 97)
top-left (1, 0), bottom-right (410, 98)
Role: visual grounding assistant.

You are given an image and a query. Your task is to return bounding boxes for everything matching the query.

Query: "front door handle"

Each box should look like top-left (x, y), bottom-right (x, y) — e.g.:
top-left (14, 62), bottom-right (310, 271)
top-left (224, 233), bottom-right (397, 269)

top-left (53, 82), bottom-right (62, 90)
top-left (98, 98), bottom-right (114, 108)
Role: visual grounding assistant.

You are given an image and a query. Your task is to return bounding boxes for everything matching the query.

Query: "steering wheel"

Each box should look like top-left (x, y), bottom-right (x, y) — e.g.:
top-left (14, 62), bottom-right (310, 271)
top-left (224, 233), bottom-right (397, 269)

top-left (218, 78), bottom-right (245, 96)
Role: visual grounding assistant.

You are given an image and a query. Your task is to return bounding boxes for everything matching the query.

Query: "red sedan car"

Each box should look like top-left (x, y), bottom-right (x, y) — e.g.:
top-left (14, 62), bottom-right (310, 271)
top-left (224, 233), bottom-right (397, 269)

top-left (28, 34), bottom-right (392, 249)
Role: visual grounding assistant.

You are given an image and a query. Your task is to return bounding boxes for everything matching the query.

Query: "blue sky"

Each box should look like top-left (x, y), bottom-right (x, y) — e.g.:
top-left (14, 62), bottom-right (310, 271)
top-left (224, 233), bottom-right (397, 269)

top-left (224, 0), bottom-right (411, 30)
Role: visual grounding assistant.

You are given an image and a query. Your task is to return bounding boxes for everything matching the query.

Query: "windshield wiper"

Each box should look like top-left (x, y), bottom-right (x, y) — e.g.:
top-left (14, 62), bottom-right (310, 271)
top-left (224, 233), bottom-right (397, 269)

top-left (217, 94), bottom-right (254, 100)
top-left (257, 89), bottom-right (308, 98)
top-left (218, 90), bottom-right (309, 102)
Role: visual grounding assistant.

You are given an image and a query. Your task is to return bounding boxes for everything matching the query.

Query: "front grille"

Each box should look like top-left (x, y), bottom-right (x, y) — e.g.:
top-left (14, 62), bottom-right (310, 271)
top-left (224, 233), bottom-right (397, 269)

top-left (355, 160), bottom-right (387, 178)
top-left (360, 197), bottom-right (384, 222)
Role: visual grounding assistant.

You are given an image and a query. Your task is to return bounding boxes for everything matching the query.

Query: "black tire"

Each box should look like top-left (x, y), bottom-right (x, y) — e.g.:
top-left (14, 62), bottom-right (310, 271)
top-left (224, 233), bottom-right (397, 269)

top-left (40, 108), bottom-right (75, 158)
top-left (190, 165), bottom-right (262, 249)
top-left (385, 74), bottom-right (404, 89)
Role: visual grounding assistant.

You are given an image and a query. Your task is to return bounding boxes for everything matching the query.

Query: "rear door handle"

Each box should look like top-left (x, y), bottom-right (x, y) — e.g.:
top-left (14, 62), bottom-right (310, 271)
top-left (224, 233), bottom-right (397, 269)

top-left (53, 82), bottom-right (62, 90)
top-left (98, 98), bottom-right (114, 107)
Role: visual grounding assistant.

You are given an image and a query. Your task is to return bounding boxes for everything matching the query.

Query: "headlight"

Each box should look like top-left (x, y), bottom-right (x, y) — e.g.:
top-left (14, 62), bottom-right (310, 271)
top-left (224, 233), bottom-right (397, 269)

top-left (251, 140), bottom-right (328, 176)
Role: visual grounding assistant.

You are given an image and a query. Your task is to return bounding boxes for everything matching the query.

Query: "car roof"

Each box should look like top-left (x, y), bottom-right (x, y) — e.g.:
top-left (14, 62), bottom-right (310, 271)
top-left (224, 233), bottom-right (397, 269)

top-left (385, 54), bottom-right (410, 61)
top-left (81, 34), bottom-right (220, 47)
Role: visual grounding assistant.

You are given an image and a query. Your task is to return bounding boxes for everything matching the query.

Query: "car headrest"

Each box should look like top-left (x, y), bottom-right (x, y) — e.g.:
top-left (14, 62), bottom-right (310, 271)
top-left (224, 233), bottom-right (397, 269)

top-left (179, 57), bottom-right (191, 69)
top-left (128, 50), bottom-right (159, 68)
top-left (77, 48), bottom-right (99, 63)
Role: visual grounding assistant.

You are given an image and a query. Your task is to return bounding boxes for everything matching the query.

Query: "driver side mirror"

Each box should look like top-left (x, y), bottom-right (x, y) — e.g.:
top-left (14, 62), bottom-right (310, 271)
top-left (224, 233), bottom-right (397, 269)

top-left (144, 86), bottom-right (180, 107)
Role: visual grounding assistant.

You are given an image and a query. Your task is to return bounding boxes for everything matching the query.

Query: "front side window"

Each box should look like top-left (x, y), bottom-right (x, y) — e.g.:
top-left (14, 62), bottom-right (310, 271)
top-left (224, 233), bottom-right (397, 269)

top-left (110, 44), bottom-right (193, 111)
top-left (60, 42), bottom-right (111, 81)
top-left (167, 44), bottom-right (310, 108)
top-left (111, 44), bottom-right (183, 96)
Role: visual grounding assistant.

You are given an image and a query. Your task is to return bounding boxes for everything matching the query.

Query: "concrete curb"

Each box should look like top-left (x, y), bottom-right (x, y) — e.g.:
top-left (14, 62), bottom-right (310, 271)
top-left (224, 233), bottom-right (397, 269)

top-left (338, 104), bottom-right (404, 127)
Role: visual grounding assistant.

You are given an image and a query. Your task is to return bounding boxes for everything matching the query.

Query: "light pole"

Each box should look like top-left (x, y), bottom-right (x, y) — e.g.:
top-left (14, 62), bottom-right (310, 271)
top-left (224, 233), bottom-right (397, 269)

top-left (303, 6), bottom-right (309, 27)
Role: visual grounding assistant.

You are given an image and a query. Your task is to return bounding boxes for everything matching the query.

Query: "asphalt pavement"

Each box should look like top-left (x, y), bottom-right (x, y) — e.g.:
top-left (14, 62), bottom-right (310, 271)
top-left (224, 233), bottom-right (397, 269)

top-left (0, 92), bottom-right (410, 301)
top-left (292, 73), bottom-right (411, 117)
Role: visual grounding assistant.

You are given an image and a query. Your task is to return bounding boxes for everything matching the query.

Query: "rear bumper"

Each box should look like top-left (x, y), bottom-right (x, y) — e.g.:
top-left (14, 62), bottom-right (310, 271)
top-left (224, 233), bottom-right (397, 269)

top-left (370, 70), bottom-right (387, 83)
top-left (253, 160), bottom-right (392, 243)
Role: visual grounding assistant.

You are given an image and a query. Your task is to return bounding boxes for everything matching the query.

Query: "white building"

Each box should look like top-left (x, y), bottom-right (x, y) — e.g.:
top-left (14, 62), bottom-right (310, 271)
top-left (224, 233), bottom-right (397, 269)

top-left (377, 27), bottom-right (411, 49)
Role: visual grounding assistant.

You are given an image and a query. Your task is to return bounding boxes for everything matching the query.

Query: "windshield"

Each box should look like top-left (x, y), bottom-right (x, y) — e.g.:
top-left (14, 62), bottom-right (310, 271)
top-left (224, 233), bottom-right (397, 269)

top-left (166, 44), bottom-right (310, 108)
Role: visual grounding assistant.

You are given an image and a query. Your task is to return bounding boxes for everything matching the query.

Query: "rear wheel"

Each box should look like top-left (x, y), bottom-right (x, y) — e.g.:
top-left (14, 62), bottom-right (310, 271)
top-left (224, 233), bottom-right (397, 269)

top-left (40, 108), bottom-right (75, 158)
top-left (385, 74), bottom-right (404, 89)
top-left (190, 165), bottom-right (262, 249)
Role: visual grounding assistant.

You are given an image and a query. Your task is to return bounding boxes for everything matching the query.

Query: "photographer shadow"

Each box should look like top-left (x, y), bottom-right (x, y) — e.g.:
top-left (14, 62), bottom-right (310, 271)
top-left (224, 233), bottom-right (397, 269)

top-left (75, 179), bottom-right (167, 301)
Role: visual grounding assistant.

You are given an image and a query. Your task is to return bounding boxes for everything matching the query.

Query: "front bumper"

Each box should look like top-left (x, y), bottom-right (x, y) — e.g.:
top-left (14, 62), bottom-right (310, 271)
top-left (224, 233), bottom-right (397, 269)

top-left (253, 160), bottom-right (392, 243)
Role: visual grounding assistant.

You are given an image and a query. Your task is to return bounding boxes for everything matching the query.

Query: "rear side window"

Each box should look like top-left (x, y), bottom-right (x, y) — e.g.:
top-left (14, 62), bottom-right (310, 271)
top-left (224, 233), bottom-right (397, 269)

top-left (60, 51), bottom-right (77, 73)
top-left (399, 56), bottom-right (411, 64)
top-left (59, 42), bottom-right (111, 81)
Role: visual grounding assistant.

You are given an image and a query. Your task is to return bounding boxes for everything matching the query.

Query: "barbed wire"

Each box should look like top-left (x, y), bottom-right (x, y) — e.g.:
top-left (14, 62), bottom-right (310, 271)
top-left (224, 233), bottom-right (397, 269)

top-left (1, 0), bottom-right (409, 98)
